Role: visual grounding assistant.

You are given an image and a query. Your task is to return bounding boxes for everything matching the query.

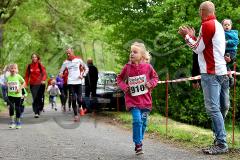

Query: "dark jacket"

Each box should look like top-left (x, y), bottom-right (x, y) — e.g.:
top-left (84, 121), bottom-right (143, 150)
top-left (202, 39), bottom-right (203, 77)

top-left (191, 52), bottom-right (200, 84)
top-left (85, 64), bottom-right (98, 87)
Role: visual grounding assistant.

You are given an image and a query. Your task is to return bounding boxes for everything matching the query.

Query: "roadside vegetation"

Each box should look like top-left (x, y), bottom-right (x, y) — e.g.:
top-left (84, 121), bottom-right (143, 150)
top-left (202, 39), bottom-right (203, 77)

top-left (101, 111), bottom-right (240, 159)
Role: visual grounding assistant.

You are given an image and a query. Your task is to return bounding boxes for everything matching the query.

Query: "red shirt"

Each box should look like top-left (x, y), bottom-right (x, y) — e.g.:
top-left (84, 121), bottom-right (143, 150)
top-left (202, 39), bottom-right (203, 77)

top-left (25, 62), bottom-right (47, 85)
top-left (62, 68), bottom-right (68, 85)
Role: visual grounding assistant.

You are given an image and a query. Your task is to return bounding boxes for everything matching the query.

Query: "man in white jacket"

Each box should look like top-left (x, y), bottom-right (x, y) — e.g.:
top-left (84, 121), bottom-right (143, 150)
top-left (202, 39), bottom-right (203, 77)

top-left (60, 48), bottom-right (89, 121)
top-left (178, 1), bottom-right (229, 155)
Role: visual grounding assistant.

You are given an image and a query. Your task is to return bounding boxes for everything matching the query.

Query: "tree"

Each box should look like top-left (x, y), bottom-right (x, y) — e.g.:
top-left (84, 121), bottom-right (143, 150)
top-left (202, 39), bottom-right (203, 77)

top-left (0, 0), bottom-right (26, 69)
top-left (0, 0), bottom-right (25, 47)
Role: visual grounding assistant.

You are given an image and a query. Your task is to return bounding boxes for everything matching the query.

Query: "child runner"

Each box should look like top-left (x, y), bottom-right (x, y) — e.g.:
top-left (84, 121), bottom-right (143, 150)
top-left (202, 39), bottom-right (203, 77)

top-left (47, 79), bottom-right (61, 111)
top-left (222, 19), bottom-right (239, 87)
top-left (117, 42), bottom-right (159, 155)
top-left (6, 64), bottom-right (26, 129)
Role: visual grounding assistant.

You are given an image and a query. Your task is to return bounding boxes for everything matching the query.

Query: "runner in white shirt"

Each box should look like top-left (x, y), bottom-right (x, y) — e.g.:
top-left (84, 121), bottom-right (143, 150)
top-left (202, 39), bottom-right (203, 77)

top-left (59, 48), bottom-right (89, 121)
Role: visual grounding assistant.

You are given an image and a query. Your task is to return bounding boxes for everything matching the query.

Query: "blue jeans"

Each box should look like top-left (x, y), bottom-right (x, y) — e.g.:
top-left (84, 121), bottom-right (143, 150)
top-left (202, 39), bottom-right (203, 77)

top-left (201, 74), bottom-right (229, 147)
top-left (1, 85), bottom-right (8, 102)
top-left (131, 107), bottom-right (150, 145)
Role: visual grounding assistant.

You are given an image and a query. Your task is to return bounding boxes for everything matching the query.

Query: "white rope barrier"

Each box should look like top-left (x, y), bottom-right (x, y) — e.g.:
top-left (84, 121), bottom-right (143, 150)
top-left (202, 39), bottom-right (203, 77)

top-left (158, 71), bottom-right (240, 84)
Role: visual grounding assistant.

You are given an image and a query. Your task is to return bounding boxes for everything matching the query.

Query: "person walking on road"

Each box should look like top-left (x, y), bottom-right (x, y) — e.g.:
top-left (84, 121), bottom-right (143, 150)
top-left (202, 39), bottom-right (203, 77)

top-left (117, 42), bottom-right (159, 155)
top-left (59, 48), bottom-right (89, 121)
top-left (178, 1), bottom-right (230, 155)
top-left (6, 64), bottom-right (26, 129)
top-left (84, 58), bottom-right (98, 113)
top-left (47, 79), bottom-right (61, 111)
top-left (25, 53), bottom-right (47, 118)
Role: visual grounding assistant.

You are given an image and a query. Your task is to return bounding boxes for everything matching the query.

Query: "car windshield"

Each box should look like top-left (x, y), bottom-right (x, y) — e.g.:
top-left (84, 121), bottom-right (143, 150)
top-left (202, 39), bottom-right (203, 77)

top-left (98, 72), bottom-right (117, 85)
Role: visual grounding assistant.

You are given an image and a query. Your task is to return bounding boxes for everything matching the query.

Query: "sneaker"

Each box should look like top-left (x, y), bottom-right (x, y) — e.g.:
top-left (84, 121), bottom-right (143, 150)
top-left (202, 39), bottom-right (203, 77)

top-left (16, 122), bottom-right (22, 129)
top-left (9, 122), bottom-right (16, 129)
top-left (202, 144), bottom-right (228, 155)
top-left (74, 116), bottom-right (79, 122)
top-left (135, 144), bottom-right (144, 155)
top-left (34, 114), bottom-right (39, 118)
top-left (62, 106), bottom-right (66, 112)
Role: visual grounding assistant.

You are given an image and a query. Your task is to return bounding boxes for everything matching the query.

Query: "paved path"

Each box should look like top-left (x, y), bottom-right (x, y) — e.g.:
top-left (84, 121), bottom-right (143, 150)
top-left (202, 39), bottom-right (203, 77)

top-left (0, 106), bottom-right (223, 160)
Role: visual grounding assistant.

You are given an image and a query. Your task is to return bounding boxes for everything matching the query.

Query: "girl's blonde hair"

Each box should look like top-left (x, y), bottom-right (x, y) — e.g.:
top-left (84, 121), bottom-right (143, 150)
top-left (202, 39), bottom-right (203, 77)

top-left (9, 63), bottom-right (19, 73)
top-left (131, 42), bottom-right (151, 63)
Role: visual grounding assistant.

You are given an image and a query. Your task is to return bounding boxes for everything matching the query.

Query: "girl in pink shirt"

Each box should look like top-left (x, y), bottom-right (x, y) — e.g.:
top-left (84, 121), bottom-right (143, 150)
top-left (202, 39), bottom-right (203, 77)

top-left (117, 42), bottom-right (158, 155)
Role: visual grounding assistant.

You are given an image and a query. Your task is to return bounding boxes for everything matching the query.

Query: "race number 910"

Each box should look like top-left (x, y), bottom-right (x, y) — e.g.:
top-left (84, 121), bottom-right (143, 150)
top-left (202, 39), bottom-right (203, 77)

top-left (130, 84), bottom-right (145, 94)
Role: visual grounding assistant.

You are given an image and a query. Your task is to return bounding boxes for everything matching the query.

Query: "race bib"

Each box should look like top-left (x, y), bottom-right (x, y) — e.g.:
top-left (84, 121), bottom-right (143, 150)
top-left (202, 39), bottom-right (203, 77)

top-left (128, 75), bottom-right (148, 96)
top-left (8, 82), bottom-right (18, 92)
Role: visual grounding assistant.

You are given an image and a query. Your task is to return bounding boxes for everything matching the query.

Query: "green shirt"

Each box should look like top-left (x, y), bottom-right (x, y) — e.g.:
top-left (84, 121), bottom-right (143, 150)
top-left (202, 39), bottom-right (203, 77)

top-left (7, 74), bottom-right (25, 97)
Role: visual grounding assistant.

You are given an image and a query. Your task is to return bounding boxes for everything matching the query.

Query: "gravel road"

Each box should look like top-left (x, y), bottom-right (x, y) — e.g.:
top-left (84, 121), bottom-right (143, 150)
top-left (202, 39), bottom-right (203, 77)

top-left (0, 106), bottom-right (225, 160)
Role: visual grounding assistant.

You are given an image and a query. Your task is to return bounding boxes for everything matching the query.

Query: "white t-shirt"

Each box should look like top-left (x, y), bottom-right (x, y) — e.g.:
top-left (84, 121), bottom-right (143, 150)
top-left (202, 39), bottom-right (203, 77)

top-left (60, 57), bottom-right (89, 85)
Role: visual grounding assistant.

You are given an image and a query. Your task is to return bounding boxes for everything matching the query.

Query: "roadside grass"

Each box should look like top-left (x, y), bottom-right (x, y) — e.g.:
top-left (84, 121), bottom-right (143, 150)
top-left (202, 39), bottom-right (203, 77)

top-left (103, 112), bottom-right (240, 154)
top-left (0, 99), bottom-right (6, 112)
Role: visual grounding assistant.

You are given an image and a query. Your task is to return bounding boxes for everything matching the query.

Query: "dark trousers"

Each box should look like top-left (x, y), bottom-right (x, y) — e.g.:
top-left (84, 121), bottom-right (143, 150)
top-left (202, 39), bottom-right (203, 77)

top-left (85, 85), bottom-right (97, 97)
top-left (68, 84), bottom-right (82, 116)
top-left (63, 84), bottom-right (71, 108)
top-left (85, 85), bottom-right (97, 111)
top-left (8, 96), bottom-right (21, 119)
top-left (39, 84), bottom-right (45, 111)
top-left (20, 98), bottom-right (25, 114)
top-left (59, 88), bottom-right (65, 106)
top-left (30, 84), bottom-right (45, 115)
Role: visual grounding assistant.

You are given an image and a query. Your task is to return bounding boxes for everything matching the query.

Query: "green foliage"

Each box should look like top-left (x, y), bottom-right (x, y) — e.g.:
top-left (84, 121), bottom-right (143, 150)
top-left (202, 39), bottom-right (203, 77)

top-left (1, 0), bottom-right (120, 77)
top-left (0, 0), bottom-right (26, 23)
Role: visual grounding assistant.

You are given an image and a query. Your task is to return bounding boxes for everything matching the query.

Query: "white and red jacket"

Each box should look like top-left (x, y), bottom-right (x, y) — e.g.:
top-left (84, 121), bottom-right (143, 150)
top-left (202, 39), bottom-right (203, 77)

top-left (60, 56), bottom-right (89, 85)
top-left (185, 15), bottom-right (227, 75)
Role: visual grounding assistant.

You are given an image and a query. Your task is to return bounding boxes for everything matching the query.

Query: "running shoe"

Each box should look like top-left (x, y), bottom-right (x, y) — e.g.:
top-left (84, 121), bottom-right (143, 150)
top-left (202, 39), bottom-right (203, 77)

top-left (202, 144), bottom-right (228, 155)
top-left (16, 122), bottom-right (22, 129)
top-left (9, 121), bottom-right (16, 129)
top-left (74, 116), bottom-right (79, 122)
top-left (135, 143), bottom-right (144, 155)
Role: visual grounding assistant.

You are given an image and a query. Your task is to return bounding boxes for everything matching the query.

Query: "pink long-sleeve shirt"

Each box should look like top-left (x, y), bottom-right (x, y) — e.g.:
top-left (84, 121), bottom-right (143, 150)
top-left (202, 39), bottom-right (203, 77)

top-left (117, 62), bottom-right (159, 111)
